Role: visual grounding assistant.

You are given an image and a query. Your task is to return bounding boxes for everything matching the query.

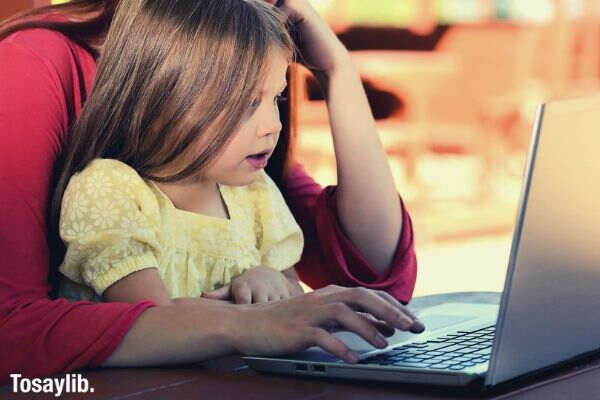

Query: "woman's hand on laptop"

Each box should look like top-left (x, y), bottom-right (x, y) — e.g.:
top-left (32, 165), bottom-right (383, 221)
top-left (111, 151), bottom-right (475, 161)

top-left (234, 285), bottom-right (425, 363)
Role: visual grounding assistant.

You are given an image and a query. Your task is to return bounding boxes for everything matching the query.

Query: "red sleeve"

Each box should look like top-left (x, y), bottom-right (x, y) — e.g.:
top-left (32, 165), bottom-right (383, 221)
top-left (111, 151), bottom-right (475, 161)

top-left (284, 163), bottom-right (417, 303)
top-left (0, 29), bottom-right (154, 384)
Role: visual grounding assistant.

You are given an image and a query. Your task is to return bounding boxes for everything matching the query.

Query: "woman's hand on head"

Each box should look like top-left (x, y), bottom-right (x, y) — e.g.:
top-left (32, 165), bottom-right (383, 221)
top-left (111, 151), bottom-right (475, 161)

top-left (265, 0), bottom-right (349, 75)
top-left (233, 285), bottom-right (425, 363)
top-left (202, 266), bottom-right (304, 304)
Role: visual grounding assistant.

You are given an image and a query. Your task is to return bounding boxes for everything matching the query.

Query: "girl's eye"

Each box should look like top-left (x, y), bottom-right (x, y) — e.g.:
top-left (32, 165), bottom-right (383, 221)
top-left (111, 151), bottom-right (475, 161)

top-left (245, 98), bottom-right (261, 117)
top-left (250, 98), bottom-right (261, 109)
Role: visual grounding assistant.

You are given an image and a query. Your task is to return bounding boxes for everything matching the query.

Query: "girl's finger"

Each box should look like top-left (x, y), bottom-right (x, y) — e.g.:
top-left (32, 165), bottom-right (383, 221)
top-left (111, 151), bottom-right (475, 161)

top-left (267, 286), bottom-right (287, 302)
top-left (268, 293), bottom-right (283, 302)
top-left (253, 288), bottom-right (269, 304)
top-left (202, 284), bottom-right (231, 300)
top-left (233, 284), bottom-right (252, 304)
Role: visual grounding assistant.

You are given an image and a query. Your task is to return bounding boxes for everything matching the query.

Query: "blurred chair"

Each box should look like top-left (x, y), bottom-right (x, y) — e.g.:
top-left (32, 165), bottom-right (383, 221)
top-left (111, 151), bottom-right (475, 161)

top-left (430, 22), bottom-right (547, 180)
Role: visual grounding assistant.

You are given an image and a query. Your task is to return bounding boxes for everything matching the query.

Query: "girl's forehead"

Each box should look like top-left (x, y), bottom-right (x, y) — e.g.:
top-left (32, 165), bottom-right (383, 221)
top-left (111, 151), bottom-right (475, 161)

top-left (258, 52), bottom-right (289, 93)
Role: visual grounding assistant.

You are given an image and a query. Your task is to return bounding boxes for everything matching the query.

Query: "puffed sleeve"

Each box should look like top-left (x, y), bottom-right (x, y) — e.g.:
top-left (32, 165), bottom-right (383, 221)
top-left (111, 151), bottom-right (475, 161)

top-left (59, 159), bottom-right (162, 296)
top-left (251, 171), bottom-right (304, 271)
top-left (283, 162), bottom-right (417, 303)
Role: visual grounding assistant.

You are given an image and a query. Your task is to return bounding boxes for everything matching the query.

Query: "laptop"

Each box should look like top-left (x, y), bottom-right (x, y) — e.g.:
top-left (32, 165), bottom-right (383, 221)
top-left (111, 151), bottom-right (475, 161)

top-left (244, 94), bottom-right (600, 389)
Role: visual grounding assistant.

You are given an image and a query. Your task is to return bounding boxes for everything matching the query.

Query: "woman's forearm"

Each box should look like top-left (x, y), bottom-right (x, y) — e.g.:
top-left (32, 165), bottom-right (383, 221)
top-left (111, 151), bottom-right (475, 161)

top-left (315, 55), bottom-right (403, 275)
top-left (102, 284), bottom-right (424, 367)
top-left (102, 300), bottom-right (240, 366)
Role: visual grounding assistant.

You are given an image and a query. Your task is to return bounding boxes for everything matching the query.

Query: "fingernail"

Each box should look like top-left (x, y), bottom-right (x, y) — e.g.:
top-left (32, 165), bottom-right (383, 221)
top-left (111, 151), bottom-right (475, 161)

top-left (346, 351), bottom-right (359, 363)
top-left (398, 315), bottom-right (413, 330)
top-left (375, 332), bottom-right (388, 348)
top-left (411, 320), bottom-right (426, 333)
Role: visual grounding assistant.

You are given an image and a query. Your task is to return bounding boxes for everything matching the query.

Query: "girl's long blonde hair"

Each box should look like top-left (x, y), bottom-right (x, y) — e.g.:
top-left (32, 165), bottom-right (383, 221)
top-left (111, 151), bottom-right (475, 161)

top-left (50, 0), bottom-right (294, 234)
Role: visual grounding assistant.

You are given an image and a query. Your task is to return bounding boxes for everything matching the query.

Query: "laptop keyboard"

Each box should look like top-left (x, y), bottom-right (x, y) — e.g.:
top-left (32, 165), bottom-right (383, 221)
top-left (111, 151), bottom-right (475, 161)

top-left (360, 324), bottom-right (495, 371)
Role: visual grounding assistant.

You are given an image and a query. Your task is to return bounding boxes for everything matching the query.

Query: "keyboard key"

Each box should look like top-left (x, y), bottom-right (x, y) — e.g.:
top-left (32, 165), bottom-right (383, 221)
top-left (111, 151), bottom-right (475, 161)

top-left (429, 363), bottom-right (454, 369)
top-left (427, 336), bottom-right (457, 343)
top-left (386, 349), bottom-right (410, 356)
top-left (422, 350), bottom-right (444, 356)
top-left (401, 357), bottom-right (429, 363)
top-left (438, 344), bottom-right (468, 353)
top-left (457, 348), bottom-right (479, 354)
top-left (451, 356), bottom-right (473, 362)
top-left (426, 357), bottom-right (450, 364)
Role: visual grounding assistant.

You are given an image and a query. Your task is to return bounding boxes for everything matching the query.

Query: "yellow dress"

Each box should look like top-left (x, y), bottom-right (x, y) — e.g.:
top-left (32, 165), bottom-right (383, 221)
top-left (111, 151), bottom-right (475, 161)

top-left (58, 158), bottom-right (304, 301)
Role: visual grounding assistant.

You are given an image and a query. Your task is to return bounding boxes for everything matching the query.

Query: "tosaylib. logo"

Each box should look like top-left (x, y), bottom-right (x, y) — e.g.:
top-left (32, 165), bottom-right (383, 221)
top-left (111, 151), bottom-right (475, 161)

top-left (10, 373), bottom-right (95, 397)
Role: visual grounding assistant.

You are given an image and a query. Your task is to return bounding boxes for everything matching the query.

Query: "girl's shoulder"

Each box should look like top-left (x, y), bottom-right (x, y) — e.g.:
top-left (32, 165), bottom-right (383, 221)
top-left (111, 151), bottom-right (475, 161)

top-left (62, 159), bottom-right (161, 221)
top-left (70, 159), bottom-right (153, 198)
top-left (76, 158), bottom-right (144, 183)
top-left (61, 159), bottom-right (162, 230)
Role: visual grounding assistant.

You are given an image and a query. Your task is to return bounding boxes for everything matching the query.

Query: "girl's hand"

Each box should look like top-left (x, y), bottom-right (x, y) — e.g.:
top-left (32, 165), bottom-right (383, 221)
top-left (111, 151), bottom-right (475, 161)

top-left (234, 285), bottom-right (425, 363)
top-left (203, 266), bottom-right (304, 304)
top-left (265, 0), bottom-right (349, 74)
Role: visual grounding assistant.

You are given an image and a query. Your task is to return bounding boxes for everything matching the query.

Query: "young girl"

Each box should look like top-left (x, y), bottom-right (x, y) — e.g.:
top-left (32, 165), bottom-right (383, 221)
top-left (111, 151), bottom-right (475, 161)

top-left (53, 0), bottom-right (305, 305)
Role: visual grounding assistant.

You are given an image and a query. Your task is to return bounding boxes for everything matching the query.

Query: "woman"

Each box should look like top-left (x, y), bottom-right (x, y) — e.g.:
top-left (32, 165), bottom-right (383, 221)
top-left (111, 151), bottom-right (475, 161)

top-left (0, 0), bottom-right (421, 383)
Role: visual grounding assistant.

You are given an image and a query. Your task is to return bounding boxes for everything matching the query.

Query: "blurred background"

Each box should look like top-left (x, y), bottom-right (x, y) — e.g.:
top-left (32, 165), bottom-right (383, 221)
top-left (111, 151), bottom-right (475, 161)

top-left (3, 0), bottom-right (600, 296)
top-left (291, 0), bottom-right (600, 296)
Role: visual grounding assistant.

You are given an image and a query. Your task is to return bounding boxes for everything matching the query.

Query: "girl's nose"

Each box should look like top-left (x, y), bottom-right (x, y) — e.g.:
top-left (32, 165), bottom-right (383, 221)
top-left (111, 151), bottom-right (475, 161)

top-left (258, 107), bottom-right (282, 137)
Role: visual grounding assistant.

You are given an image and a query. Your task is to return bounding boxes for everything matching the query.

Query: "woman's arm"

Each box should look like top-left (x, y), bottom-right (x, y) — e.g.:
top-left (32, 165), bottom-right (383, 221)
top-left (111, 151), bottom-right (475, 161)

top-left (285, 165), bottom-right (417, 303)
top-left (319, 57), bottom-right (403, 275)
top-left (104, 284), bottom-right (424, 367)
top-left (273, 0), bottom-right (402, 275)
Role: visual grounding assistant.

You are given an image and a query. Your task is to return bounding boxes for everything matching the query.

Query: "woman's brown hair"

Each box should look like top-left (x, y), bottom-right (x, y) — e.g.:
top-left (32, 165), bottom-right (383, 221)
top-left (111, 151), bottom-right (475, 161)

top-left (0, 0), bottom-right (118, 58)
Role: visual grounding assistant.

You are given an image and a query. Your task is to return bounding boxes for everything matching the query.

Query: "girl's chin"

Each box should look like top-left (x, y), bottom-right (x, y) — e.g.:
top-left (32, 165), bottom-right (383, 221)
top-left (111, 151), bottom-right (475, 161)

top-left (217, 169), bottom-right (262, 187)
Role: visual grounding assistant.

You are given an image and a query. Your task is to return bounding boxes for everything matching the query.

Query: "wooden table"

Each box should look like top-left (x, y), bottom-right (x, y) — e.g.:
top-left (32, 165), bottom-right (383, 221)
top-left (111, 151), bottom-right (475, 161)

top-left (3, 292), bottom-right (600, 399)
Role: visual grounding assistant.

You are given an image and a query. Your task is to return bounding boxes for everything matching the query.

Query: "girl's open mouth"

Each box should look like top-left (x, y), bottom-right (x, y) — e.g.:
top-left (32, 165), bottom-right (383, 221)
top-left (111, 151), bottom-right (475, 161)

top-left (246, 151), bottom-right (270, 169)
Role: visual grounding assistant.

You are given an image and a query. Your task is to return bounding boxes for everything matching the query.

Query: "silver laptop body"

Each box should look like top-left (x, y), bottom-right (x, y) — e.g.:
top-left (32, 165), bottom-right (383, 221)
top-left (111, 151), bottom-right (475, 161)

top-left (245, 95), bottom-right (600, 389)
